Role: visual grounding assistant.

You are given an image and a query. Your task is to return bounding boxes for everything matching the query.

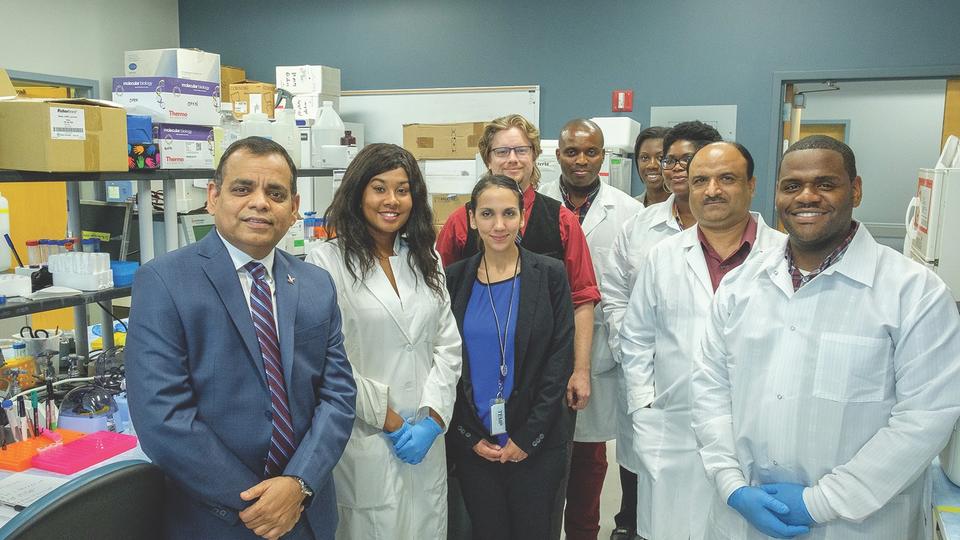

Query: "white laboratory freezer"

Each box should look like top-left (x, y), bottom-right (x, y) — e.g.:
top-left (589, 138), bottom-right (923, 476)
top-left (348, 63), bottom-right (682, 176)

top-left (906, 167), bottom-right (960, 301)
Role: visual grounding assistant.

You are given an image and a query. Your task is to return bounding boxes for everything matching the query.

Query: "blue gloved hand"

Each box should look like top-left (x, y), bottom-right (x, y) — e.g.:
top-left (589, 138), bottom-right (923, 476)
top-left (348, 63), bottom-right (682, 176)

top-left (727, 486), bottom-right (811, 539)
top-left (394, 417), bottom-right (442, 465)
top-left (383, 420), bottom-right (411, 448)
top-left (761, 483), bottom-right (815, 526)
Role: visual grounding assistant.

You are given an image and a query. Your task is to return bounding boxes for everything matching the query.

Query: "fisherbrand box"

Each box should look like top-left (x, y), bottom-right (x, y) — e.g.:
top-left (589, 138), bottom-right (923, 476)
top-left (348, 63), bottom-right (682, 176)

top-left (112, 77), bottom-right (221, 126)
top-left (153, 124), bottom-right (214, 169)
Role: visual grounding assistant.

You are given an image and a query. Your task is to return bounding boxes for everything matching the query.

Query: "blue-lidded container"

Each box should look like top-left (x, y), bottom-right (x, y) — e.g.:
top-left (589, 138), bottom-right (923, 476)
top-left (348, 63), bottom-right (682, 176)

top-left (110, 261), bottom-right (139, 287)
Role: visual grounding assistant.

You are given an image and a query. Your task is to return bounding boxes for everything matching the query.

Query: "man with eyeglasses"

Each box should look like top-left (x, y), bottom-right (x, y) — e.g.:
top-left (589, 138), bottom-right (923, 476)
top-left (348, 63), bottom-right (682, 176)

top-left (539, 119), bottom-right (643, 540)
top-left (599, 120), bottom-right (720, 540)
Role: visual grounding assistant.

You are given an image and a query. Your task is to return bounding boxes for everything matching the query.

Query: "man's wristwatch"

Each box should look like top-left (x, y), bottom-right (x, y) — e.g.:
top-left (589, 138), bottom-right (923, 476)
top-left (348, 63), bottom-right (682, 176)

top-left (287, 476), bottom-right (314, 502)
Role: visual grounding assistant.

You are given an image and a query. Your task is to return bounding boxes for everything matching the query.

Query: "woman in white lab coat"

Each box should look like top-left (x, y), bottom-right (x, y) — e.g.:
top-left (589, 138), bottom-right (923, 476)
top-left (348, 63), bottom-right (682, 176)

top-left (306, 143), bottom-right (462, 540)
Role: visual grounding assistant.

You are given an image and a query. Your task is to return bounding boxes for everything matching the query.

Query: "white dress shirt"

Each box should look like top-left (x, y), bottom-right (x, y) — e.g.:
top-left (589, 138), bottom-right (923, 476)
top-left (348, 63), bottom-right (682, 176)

top-left (692, 225), bottom-right (960, 540)
top-left (218, 231), bottom-right (279, 335)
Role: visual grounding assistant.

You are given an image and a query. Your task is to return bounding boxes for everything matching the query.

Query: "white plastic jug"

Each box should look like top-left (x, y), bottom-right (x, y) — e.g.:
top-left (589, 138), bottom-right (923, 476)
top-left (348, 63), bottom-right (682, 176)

top-left (311, 102), bottom-right (346, 168)
top-left (273, 108), bottom-right (302, 167)
top-left (241, 112), bottom-right (274, 140)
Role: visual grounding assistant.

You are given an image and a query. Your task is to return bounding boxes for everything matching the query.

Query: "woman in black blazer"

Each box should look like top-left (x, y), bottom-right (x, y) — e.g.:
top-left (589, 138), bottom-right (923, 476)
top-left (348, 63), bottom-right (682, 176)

top-left (444, 174), bottom-right (575, 540)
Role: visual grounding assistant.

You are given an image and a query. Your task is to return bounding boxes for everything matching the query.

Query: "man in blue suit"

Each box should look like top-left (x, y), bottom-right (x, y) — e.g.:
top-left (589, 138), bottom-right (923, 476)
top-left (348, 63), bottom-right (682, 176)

top-left (126, 137), bottom-right (357, 540)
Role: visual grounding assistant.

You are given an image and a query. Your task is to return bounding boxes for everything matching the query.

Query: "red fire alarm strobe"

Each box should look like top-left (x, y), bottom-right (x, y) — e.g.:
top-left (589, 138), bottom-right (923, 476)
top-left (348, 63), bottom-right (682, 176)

top-left (612, 89), bottom-right (633, 112)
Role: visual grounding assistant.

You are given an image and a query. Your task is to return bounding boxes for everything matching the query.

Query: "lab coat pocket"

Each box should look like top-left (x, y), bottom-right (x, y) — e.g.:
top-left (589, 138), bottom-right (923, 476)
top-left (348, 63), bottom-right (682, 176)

top-left (813, 332), bottom-right (891, 403)
top-left (334, 433), bottom-right (399, 509)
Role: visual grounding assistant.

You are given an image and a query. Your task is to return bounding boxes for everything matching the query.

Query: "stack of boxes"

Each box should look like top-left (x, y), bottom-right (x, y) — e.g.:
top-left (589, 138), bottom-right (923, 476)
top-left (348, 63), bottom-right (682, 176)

top-left (402, 122), bottom-right (487, 232)
top-left (275, 65), bottom-right (341, 121)
top-left (112, 48), bottom-right (222, 170)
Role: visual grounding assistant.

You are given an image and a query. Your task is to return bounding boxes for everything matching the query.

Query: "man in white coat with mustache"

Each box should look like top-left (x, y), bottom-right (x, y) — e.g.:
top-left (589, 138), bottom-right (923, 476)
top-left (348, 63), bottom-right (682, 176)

top-left (620, 141), bottom-right (785, 540)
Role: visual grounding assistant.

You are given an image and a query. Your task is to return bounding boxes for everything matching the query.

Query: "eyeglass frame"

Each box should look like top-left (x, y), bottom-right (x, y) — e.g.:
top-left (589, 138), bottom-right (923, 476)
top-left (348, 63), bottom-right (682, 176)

top-left (660, 154), bottom-right (695, 170)
top-left (490, 145), bottom-right (535, 159)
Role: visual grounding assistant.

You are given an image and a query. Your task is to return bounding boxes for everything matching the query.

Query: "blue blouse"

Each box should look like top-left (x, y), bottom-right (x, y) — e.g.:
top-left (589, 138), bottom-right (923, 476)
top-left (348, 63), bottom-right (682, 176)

top-left (463, 274), bottom-right (521, 447)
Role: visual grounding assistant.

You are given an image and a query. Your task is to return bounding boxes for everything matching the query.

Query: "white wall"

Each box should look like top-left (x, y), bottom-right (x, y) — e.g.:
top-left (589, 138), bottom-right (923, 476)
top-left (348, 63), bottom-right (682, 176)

top-left (0, 0), bottom-right (180, 98)
top-left (801, 79), bottom-right (946, 248)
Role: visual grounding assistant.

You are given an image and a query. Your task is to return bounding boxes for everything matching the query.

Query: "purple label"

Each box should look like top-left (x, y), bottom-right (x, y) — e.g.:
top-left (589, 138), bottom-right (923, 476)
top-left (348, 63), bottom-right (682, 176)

top-left (113, 77), bottom-right (220, 97)
top-left (154, 124), bottom-right (213, 141)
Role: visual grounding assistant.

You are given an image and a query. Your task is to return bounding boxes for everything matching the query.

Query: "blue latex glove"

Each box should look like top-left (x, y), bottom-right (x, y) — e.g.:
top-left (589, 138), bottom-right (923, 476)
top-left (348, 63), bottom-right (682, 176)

top-left (727, 486), bottom-right (811, 539)
top-left (762, 483), bottom-right (815, 526)
top-left (383, 421), bottom-right (411, 448)
top-left (394, 417), bottom-right (442, 465)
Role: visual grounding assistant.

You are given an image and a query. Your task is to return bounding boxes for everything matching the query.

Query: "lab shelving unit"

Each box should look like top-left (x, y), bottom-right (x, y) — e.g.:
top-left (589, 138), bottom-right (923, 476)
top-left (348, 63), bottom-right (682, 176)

top-left (0, 167), bottom-right (334, 357)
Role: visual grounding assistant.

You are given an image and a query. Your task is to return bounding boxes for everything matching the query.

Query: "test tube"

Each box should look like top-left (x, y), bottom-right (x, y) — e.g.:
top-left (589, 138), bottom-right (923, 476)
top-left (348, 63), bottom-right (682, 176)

top-left (11, 341), bottom-right (25, 358)
top-left (38, 239), bottom-right (50, 265)
top-left (26, 240), bottom-right (40, 267)
top-left (81, 238), bottom-right (98, 253)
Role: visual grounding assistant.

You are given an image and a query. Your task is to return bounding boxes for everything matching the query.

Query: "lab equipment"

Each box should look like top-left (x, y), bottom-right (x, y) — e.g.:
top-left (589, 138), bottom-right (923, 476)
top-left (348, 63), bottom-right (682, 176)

top-left (47, 252), bottom-right (113, 291)
top-left (20, 326), bottom-right (48, 340)
top-left (80, 238), bottom-right (99, 253)
top-left (57, 385), bottom-right (118, 434)
top-left (31, 430), bottom-right (138, 475)
top-left (303, 211), bottom-right (317, 242)
top-left (14, 328), bottom-right (62, 359)
top-left (25, 240), bottom-right (40, 267)
top-left (727, 486), bottom-right (810, 539)
top-left (273, 89), bottom-right (303, 166)
top-left (240, 111), bottom-right (273, 140)
top-left (905, 135), bottom-right (960, 300)
top-left (4, 233), bottom-right (22, 268)
top-left (760, 483), bottom-right (814, 526)
top-left (394, 416), bottom-right (442, 465)
top-left (0, 429), bottom-right (85, 472)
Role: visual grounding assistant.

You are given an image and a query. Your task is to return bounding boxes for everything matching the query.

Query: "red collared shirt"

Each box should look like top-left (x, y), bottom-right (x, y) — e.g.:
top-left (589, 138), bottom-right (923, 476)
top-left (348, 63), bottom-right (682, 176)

top-left (697, 215), bottom-right (758, 292)
top-left (436, 186), bottom-right (600, 308)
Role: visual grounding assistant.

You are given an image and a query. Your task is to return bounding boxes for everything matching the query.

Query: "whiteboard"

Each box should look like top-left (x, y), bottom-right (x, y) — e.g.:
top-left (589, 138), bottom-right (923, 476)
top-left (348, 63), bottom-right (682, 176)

top-left (339, 86), bottom-right (540, 147)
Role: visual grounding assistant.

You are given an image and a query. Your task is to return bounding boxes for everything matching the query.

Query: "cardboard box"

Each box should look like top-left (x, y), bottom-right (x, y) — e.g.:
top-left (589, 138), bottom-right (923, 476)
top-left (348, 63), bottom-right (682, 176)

top-left (128, 142), bottom-right (160, 169)
top-left (220, 65), bottom-right (246, 99)
top-left (276, 65), bottom-right (341, 95)
top-left (229, 80), bottom-right (275, 119)
top-left (287, 92), bottom-right (339, 121)
top-left (431, 193), bottom-right (471, 230)
top-left (15, 86), bottom-right (70, 99)
top-left (403, 122), bottom-right (485, 160)
top-left (0, 69), bottom-right (15, 99)
top-left (0, 98), bottom-right (127, 172)
top-left (125, 48), bottom-right (221, 84)
top-left (112, 77), bottom-right (221, 126)
top-left (153, 124), bottom-right (214, 169)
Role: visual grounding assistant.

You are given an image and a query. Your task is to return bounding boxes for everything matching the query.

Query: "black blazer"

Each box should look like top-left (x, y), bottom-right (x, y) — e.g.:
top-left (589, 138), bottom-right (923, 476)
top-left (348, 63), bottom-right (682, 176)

top-left (444, 247), bottom-right (575, 457)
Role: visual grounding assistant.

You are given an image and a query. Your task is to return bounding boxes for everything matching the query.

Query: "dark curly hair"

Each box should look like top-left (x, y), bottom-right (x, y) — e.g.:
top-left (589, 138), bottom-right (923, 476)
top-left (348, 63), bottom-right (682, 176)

top-left (323, 143), bottom-right (444, 297)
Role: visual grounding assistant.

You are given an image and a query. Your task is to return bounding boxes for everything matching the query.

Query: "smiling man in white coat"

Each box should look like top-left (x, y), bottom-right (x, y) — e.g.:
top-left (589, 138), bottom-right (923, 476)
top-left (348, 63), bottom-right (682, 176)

top-left (619, 141), bottom-right (785, 540)
top-left (691, 135), bottom-right (960, 540)
top-left (540, 119), bottom-right (643, 539)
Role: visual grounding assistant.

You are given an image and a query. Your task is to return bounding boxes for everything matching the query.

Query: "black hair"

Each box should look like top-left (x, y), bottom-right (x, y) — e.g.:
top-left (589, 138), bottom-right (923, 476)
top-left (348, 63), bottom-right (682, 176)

top-left (467, 174), bottom-right (524, 212)
top-left (662, 121), bottom-right (722, 158)
top-left (323, 143), bottom-right (444, 297)
top-left (782, 135), bottom-right (857, 180)
top-left (633, 126), bottom-right (669, 161)
top-left (690, 141), bottom-right (755, 179)
top-left (212, 136), bottom-right (297, 193)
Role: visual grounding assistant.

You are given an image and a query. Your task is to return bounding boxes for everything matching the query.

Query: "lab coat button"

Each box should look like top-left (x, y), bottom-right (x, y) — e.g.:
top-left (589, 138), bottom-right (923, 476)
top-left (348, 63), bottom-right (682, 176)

top-left (777, 394), bottom-right (783, 400)
top-left (790, 325), bottom-right (796, 331)
top-left (405, 344), bottom-right (413, 352)
top-left (773, 460), bottom-right (778, 466)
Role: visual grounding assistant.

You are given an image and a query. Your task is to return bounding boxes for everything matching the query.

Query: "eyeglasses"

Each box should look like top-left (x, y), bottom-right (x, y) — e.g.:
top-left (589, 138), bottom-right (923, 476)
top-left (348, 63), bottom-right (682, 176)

top-left (660, 154), bottom-right (695, 170)
top-left (491, 146), bottom-right (534, 159)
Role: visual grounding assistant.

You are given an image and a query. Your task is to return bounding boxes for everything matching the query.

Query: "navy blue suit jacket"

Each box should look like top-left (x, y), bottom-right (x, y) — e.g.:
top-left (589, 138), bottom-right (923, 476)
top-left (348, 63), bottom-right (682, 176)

top-left (126, 231), bottom-right (356, 539)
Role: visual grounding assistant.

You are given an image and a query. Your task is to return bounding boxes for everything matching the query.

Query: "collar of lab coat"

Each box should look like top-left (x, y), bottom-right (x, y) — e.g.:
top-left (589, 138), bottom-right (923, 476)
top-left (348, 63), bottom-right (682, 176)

top-left (579, 183), bottom-right (618, 236)
top-left (358, 234), bottom-right (417, 344)
top-left (810, 223), bottom-right (878, 287)
top-left (649, 193), bottom-right (681, 232)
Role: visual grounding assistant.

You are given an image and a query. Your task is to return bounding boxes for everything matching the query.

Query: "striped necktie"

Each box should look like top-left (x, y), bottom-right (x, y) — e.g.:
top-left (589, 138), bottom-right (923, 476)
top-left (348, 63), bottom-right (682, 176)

top-left (244, 261), bottom-right (296, 477)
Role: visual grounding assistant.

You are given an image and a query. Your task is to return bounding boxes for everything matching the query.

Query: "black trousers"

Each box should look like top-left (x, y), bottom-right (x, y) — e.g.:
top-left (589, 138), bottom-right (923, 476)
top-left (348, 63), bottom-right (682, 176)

top-left (454, 443), bottom-right (568, 540)
top-left (614, 465), bottom-right (638, 530)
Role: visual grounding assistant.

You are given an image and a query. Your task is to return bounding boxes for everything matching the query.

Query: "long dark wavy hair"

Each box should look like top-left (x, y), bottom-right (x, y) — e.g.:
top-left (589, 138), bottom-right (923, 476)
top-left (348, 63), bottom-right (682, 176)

top-left (323, 143), bottom-right (444, 297)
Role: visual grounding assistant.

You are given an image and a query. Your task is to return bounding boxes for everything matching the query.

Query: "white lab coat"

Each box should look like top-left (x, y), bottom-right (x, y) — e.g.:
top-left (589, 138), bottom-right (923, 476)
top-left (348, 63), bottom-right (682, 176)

top-left (620, 214), bottom-right (785, 540)
top-left (539, 180), bottom-right (643, 441)
top-left (599, 194), bottom-right (681, 472)
top-left (306, 237), bottom-right (463, 540)
top-left (692, 226), bottom-right (960, 540)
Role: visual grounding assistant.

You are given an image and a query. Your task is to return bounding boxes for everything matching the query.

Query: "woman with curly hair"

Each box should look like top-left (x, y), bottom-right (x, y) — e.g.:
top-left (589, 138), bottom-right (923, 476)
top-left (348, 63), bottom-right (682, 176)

top-left (306, 143), bottom-right (462, 539)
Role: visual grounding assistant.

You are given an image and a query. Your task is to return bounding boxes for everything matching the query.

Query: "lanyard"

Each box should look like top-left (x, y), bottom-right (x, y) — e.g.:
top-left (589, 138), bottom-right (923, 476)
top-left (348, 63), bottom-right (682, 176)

top-left (482, 253), bottom-right (520, 400)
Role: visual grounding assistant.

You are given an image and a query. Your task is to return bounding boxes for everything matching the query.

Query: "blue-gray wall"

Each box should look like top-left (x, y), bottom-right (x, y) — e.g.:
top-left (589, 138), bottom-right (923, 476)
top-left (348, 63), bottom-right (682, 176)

top-left (179, 0), bottom-right (960, 219)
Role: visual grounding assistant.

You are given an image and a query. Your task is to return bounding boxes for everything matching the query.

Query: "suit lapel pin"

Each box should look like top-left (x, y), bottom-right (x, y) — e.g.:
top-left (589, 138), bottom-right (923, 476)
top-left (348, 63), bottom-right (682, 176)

top-left (287, 274), bottom-right (296, 285)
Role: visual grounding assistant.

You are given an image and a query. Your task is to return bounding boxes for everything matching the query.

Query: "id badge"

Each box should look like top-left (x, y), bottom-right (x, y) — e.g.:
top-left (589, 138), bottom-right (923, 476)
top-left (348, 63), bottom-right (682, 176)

top-left (490, 399), bottom-right (507, 435)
